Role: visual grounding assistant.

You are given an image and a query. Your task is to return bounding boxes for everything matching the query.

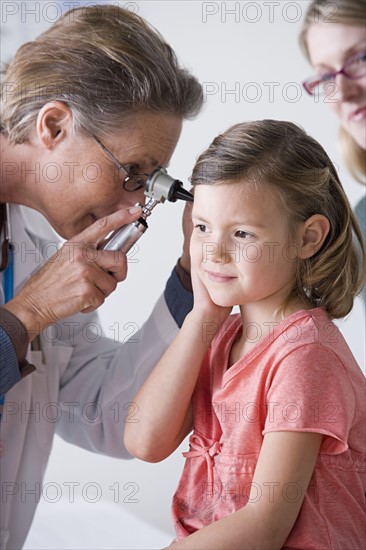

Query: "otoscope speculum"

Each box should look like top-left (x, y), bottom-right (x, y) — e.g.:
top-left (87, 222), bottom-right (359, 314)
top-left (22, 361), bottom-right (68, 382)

top-left (146, 167), bottom-right (193, 203)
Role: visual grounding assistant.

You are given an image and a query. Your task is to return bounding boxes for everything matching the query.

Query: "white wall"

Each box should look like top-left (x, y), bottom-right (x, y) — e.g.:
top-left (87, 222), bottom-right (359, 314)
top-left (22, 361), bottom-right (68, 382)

top-left (2, 1), bottom-right (365, 546)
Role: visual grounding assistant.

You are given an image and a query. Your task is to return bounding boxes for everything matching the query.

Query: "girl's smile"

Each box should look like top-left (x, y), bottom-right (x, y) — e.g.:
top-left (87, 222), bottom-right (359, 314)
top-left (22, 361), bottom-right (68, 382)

top-left (191, 182), bottom-right (302, 320)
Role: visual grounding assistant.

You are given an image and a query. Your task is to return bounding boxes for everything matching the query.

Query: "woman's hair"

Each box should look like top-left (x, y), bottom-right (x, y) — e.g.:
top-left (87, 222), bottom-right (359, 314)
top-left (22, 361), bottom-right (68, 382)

top-left (0, 4), bottom-right (203, 144)
top-left (299, 0), bottom-right (366, 182)
top-left (191, 120), bottom-right (366, 319)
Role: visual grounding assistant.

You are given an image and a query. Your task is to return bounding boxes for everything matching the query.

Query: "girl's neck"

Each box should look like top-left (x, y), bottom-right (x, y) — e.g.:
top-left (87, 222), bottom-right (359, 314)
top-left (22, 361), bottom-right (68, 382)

top-left (229, 297), bottom-right (314, 368)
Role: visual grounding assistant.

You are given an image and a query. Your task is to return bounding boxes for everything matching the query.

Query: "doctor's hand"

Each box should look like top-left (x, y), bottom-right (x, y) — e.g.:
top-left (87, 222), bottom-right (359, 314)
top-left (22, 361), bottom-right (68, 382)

top-left (2, 206), bottom-right (142, 341)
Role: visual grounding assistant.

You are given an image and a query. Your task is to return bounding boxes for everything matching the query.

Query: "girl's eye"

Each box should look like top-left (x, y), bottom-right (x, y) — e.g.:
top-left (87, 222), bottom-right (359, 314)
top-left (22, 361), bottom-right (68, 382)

top-left (195, 224), bottom-right (208, 233)
top-left (235, 230), bottom-right (251, 239)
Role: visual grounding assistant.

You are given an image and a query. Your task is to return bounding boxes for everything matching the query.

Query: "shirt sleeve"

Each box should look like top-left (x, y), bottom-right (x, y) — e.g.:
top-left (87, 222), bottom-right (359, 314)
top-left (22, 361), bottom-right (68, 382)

top-left (263, 344), bottom-right (356, 455)
top-left (164, 263), bottom-right (193, 328)
top-left (0, 326), bottom-right (21, 394)
top-left (0, 307), bottom-right (35, 394)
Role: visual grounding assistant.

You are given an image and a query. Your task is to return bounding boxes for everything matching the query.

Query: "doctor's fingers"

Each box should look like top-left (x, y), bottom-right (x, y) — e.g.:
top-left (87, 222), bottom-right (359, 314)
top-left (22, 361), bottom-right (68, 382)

top-left (70, 207), bottom-right (142, 249)
top-left (4, 246), bottom-right (124, 336)
top-left (32, 261), bottom-right (120, 316)
top-left (50, 240), bottom-right (128, 282)
top-left (75, 250), bottom-right (132, 313)
top-left (27, 246), bottom-right (123, 311)
top-left (87, 248), bottom-right (129, 283)
top-left (51, 247), bottom-right (129, 315)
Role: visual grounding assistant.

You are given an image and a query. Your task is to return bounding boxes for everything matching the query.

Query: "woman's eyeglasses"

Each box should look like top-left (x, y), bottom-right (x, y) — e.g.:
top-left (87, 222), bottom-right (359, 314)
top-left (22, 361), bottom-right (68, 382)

top-left (303, 50), bottom-right (366, 97)
top-left (93, 135), bottom-right (149, 192)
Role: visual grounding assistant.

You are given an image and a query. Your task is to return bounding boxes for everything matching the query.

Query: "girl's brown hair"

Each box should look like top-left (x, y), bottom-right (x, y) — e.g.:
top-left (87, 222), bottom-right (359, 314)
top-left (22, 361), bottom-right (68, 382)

top-left (299, 0), bottom-right (366, 182)
top-left (1, 4), bottom-right (203, 143)
top-left (191, 120), bottom-right (366, 319)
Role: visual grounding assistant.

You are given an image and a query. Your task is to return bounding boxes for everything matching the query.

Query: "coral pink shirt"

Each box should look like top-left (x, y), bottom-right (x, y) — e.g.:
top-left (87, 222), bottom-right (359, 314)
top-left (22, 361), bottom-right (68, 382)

top-left (172, 309), bottom-right (366, 549)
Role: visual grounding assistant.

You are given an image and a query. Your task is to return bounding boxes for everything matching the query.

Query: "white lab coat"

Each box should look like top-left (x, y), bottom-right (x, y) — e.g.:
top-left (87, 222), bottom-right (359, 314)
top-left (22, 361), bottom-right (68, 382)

top-left (0, 205), bottom-right (179, 550)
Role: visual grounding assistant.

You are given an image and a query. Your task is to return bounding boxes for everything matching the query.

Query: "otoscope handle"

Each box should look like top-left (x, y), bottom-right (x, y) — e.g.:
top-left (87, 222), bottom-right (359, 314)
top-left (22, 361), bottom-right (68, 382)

top-left (102, 218), bottom-right (148, 253)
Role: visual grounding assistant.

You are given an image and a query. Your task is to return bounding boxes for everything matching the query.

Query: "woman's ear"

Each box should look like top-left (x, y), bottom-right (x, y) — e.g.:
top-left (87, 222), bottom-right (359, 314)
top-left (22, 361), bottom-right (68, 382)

top-left (299, 214), bottom-right (330, 260)
top-left (36, 101), bottom-right (73, 149)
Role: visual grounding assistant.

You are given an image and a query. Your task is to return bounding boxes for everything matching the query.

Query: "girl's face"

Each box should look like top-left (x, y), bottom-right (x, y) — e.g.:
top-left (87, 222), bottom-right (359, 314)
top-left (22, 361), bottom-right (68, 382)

top-left (306, 23), bottom-right (366, 150)
top-left (190, 183), bottom-right (302, 317)
top-left (36, 111), bottom-right (182, 239)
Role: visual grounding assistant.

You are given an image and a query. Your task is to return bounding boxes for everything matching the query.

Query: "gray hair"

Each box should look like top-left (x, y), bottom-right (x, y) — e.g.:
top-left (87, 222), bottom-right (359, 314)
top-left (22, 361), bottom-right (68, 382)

top-left (1, 4), bottom-right (203, 143)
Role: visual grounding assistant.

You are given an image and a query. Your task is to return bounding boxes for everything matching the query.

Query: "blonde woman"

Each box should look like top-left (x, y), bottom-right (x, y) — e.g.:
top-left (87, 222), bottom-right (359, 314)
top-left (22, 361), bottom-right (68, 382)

top-left (126, 120), bottom-right (366, 549)
top-left (0, 5), bottom-right (202, 548)
top-left (300, 0), bottom-right (366, 306)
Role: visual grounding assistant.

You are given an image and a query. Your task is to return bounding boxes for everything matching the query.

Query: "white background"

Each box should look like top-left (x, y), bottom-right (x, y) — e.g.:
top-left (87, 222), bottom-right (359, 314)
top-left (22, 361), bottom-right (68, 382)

top-left (1, 1), bottom-right (365, 548)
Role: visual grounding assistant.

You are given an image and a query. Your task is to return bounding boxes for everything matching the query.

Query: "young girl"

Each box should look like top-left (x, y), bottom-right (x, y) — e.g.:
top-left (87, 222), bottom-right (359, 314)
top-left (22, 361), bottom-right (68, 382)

top-left (124, 120), bottom-right (366, 549)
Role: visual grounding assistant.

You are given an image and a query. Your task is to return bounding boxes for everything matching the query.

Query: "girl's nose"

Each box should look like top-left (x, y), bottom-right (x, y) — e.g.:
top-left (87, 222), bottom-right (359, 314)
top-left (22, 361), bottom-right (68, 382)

top-left (210, 240), bottom-right (234, 264)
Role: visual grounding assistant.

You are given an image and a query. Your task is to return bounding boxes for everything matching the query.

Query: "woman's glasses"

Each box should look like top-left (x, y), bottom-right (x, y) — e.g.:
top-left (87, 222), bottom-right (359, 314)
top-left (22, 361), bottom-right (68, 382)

top-left (93, 135), bottom-right (149, 192)
top-left (303, 50), bottom-right (366, 96)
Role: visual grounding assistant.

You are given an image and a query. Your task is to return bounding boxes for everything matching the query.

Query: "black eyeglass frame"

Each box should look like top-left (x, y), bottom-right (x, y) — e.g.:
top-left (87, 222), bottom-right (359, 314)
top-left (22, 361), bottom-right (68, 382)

top-left (93, 135), bottom-right (149, 192)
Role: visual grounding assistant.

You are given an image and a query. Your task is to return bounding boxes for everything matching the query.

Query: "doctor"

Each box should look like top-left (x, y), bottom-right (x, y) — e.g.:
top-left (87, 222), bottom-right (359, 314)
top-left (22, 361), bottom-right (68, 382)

top-left (0, 4), bottom-right (202, 549)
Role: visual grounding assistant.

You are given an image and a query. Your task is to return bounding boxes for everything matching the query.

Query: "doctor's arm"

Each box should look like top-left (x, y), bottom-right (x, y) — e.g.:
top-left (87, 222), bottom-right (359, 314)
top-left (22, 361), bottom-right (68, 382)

top-left (3, 208), bottom-right (142, 342)
top-left (0, 310), bottom-right (35, 394)
top-left (0, 209), bottom-right (141, 395)
top-left (56, 296), bottom-right (180, 457)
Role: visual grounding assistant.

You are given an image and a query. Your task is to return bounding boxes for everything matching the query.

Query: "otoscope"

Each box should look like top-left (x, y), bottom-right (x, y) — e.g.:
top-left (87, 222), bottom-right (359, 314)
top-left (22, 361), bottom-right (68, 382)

top-left (102, 167), bottom-right (193, 253)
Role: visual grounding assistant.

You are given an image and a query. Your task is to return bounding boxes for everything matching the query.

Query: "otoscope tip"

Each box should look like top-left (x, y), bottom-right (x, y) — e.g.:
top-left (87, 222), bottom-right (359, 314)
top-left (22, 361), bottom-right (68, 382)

top-left (174, 187), bottom-right (194, 202)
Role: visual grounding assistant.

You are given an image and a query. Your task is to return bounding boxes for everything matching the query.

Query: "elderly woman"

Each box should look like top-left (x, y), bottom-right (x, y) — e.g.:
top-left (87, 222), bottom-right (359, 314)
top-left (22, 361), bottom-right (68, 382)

top-left (0, 5), bottom-right (202, 548)
top-left (300, 0), bottom-right (366, 306)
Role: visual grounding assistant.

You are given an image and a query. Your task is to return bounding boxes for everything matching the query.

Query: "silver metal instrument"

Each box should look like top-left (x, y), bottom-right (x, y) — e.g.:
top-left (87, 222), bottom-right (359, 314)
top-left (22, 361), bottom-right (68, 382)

top-left (101, 167), bottom-right (193, 253)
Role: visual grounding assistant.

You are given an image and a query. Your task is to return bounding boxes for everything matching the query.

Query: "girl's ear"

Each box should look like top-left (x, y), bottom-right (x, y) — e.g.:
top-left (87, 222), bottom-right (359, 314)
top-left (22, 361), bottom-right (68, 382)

top-left (299, 214), bottom-right (330, 260)
top-left (36, 101), bottom-right (73, 149)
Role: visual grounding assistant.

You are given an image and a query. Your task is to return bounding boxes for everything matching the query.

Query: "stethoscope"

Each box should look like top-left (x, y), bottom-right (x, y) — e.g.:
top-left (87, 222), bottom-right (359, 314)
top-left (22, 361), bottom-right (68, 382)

top-left (0, 203), bottom-right (14, 303)
top-left (0, 203), bottom-right (13, 413)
